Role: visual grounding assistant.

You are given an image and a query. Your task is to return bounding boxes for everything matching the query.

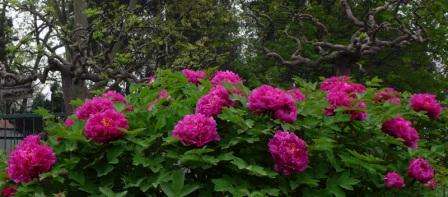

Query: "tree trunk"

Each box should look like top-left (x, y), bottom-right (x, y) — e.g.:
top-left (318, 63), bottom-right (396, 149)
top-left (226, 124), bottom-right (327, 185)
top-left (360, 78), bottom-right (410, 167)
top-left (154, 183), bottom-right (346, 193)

top-left (60, 0), bottom-right (90, 114)
top-left (61, 71), bottom-right (88, 114)
top-left (335, 64), bottom-right (351, 76)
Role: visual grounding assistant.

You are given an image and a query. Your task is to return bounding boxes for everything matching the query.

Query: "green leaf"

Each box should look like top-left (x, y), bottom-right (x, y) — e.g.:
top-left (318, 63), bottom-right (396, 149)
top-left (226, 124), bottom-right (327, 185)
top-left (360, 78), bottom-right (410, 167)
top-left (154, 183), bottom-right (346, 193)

top-left (96, 164), bottom-right (114, 177)
top-left (68, 171), bottom-right (85, 185)
top-left (99, 187), bottom-right (128, 197)
top-left (161, 170), bottom-right (200, 197)
top-left (337, 173), bottom-right (360, 191)
top-left (106, 145), bottom-right (125, 164)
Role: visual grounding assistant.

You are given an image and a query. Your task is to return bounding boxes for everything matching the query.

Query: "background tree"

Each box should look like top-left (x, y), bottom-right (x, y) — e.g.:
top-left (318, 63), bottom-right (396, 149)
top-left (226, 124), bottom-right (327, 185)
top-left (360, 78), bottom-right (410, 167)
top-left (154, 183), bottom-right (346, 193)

top-left (1, 0), bottom-right (239, 113)
top-left (234, 0), bottom-right (448, 95)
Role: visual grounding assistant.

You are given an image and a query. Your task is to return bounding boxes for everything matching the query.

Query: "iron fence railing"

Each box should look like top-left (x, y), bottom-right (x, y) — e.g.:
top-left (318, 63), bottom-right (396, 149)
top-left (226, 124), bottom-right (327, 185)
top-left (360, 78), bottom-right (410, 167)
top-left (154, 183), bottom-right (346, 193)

top-left (0, 113), bottom-right (43, 152)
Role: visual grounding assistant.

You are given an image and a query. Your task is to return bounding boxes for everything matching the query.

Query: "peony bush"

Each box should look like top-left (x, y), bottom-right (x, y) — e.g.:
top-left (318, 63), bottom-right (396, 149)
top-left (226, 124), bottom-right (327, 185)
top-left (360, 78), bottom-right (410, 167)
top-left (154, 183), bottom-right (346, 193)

top-left (0, 69), bottom-right (447, 196)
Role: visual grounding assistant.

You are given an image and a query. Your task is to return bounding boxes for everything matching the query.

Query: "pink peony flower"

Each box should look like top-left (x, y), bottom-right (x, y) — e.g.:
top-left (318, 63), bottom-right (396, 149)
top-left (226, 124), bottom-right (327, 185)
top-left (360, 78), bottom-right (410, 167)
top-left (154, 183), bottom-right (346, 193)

top-left (195, 86), bottom-right (232, 117)
top-left (321, 76), bottom-right (367, 121)
top-left (172, 114), bottom-right (220, 147)
top-left (158, 89), bottom-right (170, 100)
top-left (75, 97), bottom-right (114, 120)
top-left (348, 101), bottom-right (368, 121)
top-left (408, 158), bottom-right (434, 183)
top-left (147, 75), bottom-right (156, 85)
top-left (102, 90), bottom-right (126, 104)
top-left (84, 109), bottom-right (129, 143)
top-left (382, 117), bottom-right (419, 148)
top-left (320, 76), bottom-right (366, 94)
top-left (211, 70), bottom-right (242, 86)
top-left (320, 76), bottom-right (351, 91)
top-left (374, 88), bottom-right (401, 105)
top-left (268, 131), bottom-right (308, 175)
top-left (410, 93), bottom-right (443, 119)
top-left (7, 135), bottom-right (57, 183)
top-left (248, 85), bottom-right (297, 122)
top-left (182, 69), bottom-right (206, 84)
top-left (64, 118), bottom-right (75, 127)
top-left (273, 105), bottom-right (298, 123)
top-left (424, 179), bottom-right (437, 190)
top-left (287, 88), bottom-right (306, 102)
top-left (1, 185), bottom-right (16, 197)
top-left (384, 172), bottom-right (405, 189)
top-left (326, 91), bottom-right (353, 107)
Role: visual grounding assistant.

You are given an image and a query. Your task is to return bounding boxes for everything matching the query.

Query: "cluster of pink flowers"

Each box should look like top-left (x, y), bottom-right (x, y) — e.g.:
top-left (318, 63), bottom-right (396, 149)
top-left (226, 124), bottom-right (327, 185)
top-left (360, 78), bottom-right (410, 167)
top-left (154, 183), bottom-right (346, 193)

top-left (410, 93), bottom-right (443, 119)
top-left (384, 158), bottom-right (436, 189)
top-left (195, 86), bottom-right (233, 117)
top-left (211, 70), bottom-right (242, 86)
top-left (147, 89), bottom-right (171, 111)
top-left (408, 158), bottom-right (435, 183)
top-left (424, 178), bottom-right (437, 190)
top-left (64, 118), bottom-right (75, 127)
top-left (374, 88), bottom-right (401, 105)
top-left (321, 76), bottom-right (367, 121)
top-left (7, 135), bottom-right (57, 183)
top-left (75, 97), bottom-right (114, 120)
top-left (268, 131), bottom-right (308, 175)
top-left (381, 117), bottom-right (419, 148)
top-left (182, 69), bottom-right (206, 84)
top-left (248, 85), bottom-right (298, 123)
top-left (172, 114), bottom-right (220, 147)
top-left (84, 109), bottom-right (129, 143)
top-left (174, 70), bottom-right (243, 147)
top-left (287, 88), bottom-right (306, 102)
top-left (1, 185), bottom-right (16, 197)
top-left (320, 76), bottom-right (366, 93)
top-left (75, 91), bottom-right (130, 143)
top-left (102, 90), bottom-right (127, 104)
top-left (384, 172), bottom-right (405, 189)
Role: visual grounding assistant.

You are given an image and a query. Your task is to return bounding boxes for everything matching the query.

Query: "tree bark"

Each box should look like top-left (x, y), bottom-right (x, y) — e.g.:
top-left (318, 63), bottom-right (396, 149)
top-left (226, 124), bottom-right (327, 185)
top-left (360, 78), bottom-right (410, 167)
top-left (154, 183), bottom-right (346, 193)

top-left (60, 0), bottom-right (90, 114)
top-left (61, 70), bottom-right (88, 114)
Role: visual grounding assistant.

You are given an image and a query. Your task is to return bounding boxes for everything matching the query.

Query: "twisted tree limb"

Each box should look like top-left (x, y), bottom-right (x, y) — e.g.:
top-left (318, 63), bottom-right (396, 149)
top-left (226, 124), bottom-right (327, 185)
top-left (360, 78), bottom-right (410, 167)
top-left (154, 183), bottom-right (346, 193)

top-left (264, 0), bottom-right (425, 72)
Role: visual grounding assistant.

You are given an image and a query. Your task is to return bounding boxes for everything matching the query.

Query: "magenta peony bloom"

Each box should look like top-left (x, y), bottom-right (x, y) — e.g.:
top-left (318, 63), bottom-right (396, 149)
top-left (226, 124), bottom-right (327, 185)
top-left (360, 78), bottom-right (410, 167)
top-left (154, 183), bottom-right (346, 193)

top-left (374, 88), bottom-right (401, 105)
top-left (75, 97), bottom-right (114, 120)
top-left (7, 135), bottom-right (57, 183)
top-left (321, 76), bottom-right (367, 121)
top-left (195, 86), bottom-right (232, 117)
top-left (84, 109), bottom-right (129, 143)
top-left (248, 85), bottom-right (297, 122)
top-left (211, 70), bottom-right (242, 86)
top-left (64, 118), bottom-right (75, 127)
top-left (273, 106), bottom-right (298, 123)
top-left (382, 117), bottom-right (419, 148)
top-left (408, 158), bottom-right (435, 183)
top-left (410, 93), bottom-right (443, 119)
top-left (349, 101), bottom-right (368, 121)
top-left (172, 114), bottom-right (220, 147)
top-left (287, 88), bottom-right (306, 102)
top-left (326, 91), bottom-right (353, 107)
top-left (182, 69), bottom-right (206, 84)
top-left (147, 75), bottom-right (156, 85)
top-left (102, 90), bottom-right (126, 103)
top-left (424, 179), bottom-right (437, 190)
top-left (1, 185), bottom-right (16, 197)
top-left (320, 76), bottom-right (366, 94)
top-left (158, 89), bottom-right (170, 100)
top-left (268, 131), bottom-right (308, 175)
top-left (384, 172), bottom-right (405, 189)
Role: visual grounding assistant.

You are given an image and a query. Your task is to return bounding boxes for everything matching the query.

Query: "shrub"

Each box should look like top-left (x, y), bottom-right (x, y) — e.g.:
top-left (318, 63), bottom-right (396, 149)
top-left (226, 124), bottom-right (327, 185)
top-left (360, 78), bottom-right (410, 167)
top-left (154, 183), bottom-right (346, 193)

top-left (0, 69), bottom-right (447, 196)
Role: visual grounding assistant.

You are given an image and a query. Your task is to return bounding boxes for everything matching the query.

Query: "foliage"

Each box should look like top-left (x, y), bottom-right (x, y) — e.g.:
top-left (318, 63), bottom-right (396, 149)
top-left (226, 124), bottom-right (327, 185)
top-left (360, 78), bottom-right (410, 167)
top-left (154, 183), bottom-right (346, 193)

top-left (235, 0), bottom-right (448, 95)
top-left (1, 69), bottom-right (447, 196)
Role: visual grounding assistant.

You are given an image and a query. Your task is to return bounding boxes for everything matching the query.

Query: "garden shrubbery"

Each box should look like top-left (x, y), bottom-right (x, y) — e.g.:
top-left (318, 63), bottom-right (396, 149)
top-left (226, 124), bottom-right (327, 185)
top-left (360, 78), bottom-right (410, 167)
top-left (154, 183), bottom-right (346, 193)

top-left (0, 69), bottom-right (447, 196)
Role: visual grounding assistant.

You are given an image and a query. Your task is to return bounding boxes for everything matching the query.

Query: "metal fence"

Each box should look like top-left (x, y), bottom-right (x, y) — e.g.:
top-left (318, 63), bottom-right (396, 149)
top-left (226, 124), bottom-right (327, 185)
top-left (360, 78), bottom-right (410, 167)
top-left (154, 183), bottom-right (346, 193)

top-left (0, 113), bottom-right (43, 152)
